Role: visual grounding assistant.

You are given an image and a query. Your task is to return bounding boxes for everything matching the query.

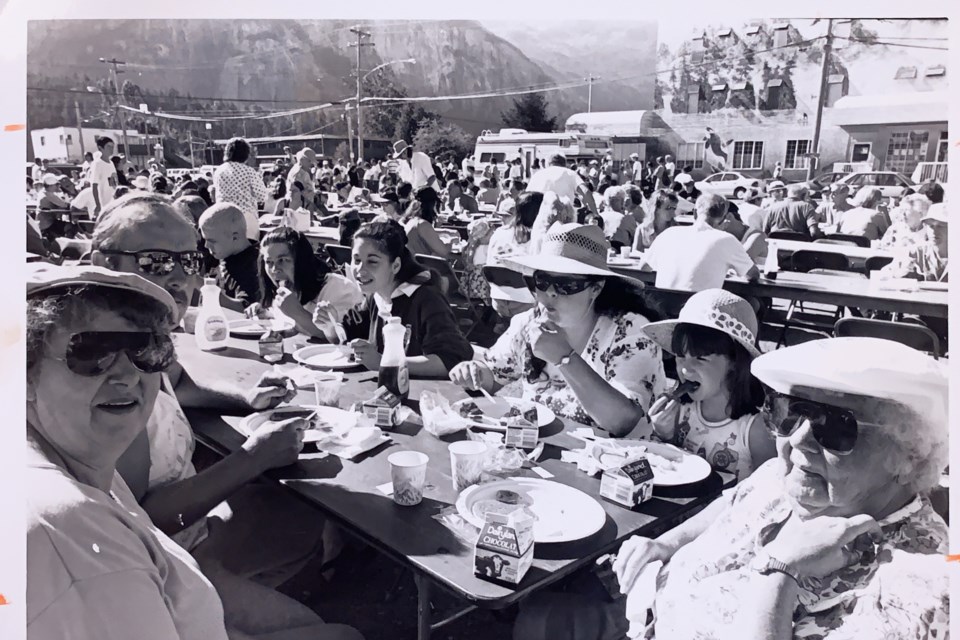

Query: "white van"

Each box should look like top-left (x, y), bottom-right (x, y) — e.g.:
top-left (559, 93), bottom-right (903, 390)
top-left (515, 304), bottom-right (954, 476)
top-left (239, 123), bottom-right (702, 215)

top-left (471, 129), bottom-right (613, 179)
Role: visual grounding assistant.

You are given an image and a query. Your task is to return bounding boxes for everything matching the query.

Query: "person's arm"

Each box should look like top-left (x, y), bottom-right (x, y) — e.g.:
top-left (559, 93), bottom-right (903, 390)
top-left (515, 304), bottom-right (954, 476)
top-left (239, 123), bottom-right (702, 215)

top-left (555, 352), bottom-right (646, 436)
top-left (727, 236), bottom-right (761, 282)
top-left (165, 360), bottom-right (292, 414)
top-left (747, 414), bottom-right (778, 473)
top-left (219, 292), bottom-right (247, 313)
top-left (418, 222), bottom-right (453, 258)
top-left (410, 288), bottom-right (474, 376)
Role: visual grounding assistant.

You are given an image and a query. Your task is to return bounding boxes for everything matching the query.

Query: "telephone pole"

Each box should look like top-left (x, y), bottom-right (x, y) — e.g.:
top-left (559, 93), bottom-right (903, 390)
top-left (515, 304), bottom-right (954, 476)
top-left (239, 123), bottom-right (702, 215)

top-left (808, 19), bottom-right (834, 181)
top-left (99, 57), bottom-right (131, 159)
top-left (349, 26), bottom-right (374, 162)
top-left (74, 101), bottom-right (86, 157)
top-left (585, 74), bottom-right (601, 112)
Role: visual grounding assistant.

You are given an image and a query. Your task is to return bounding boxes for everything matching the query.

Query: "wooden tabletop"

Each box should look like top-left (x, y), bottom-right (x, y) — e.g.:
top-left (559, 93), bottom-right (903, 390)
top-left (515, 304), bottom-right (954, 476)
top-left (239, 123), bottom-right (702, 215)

top-left (175, 329), bottom-right (728, 608)
top-left (607, 261), bottom-right (948, 318)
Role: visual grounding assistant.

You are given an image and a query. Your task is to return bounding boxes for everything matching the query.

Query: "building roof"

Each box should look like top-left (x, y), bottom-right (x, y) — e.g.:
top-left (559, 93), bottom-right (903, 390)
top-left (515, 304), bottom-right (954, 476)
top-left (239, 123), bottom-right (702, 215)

top-left (716, 28), bottom-right (733, 37)
top-left (925, 65), bottom-right (946, 77)
top-left (212, 133), bottom-right (391, 145)
top-left (564, 110), bottom-right (670, 136)
top-left (895, 66), bottom-right (918, 80)
top-left (827, 74), bottom-right (846, 84)
top-left (744, 25), bottom-right (762, 35)
top-left (711, 83), bottom-right (727, 91)
top-left (767, 79), bottom-right (784, 88)
top-left (730, 81), bottom-right (749, 91)
top-left (830, 91), bottom-right (947, 127)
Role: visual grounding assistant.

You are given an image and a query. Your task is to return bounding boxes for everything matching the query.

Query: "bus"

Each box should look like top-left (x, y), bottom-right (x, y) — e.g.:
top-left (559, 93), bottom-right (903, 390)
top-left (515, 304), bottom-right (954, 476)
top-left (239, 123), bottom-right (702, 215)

top-left (470, 129), bottom-right (613, 178)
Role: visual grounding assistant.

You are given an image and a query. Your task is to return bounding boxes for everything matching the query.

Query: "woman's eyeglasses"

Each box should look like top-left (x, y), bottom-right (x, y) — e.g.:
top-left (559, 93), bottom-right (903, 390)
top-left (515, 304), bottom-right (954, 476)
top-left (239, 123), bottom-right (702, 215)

top-left (762, 390), bottom-right (858, 455)
top-left (99, 249), bottom-right (204, 277)
top-left (523, 272), bottom-right (599, 296)
top-left (52, 331), bottom-right (176, 377)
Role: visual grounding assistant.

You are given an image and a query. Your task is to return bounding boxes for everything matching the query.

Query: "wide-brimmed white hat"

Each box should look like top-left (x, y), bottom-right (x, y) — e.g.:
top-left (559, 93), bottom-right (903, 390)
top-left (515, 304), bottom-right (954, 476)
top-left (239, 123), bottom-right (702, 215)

top-left (392, 140), bottom-right (410, 158)
top-left (506, 223), bottom-right (644, 286)
top-left (922, 202), bottom-right (947, 224)
top-left (768, 180), bottom-right (786, 191)
top-left (675, 173), bottom-right (694, 185)
top-left (643, 288), bottom-right (761, 358)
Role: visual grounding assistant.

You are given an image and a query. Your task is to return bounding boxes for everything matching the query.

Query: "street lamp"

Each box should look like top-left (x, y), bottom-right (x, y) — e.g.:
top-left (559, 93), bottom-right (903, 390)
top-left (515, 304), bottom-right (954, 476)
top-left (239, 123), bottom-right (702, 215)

top-left (362, 57), bottom-right (416, 82)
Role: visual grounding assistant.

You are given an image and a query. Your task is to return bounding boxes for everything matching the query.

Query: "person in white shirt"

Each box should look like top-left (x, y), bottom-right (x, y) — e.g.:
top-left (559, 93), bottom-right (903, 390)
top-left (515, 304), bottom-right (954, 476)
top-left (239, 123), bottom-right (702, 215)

top-left (640, 193), bottom-right (760, 292)
top-left (31, 157), bottom-right (44, 184)
top-left (89, 137), bottom-right (119, 218)
top-left (630, 153), bottom-right (643, 183)
top-left (80, 151), bottom-right (94, 180)
top-left (393, 139), bottom-right (438, 192)
top-left (213, 137), bottom-right (268, 241)
top-left (663, 154), bottom-right (676, 182)
top-left (70, 183), bottom-right (97, 218)
top-left (527, 153), bottom-right (599, 218)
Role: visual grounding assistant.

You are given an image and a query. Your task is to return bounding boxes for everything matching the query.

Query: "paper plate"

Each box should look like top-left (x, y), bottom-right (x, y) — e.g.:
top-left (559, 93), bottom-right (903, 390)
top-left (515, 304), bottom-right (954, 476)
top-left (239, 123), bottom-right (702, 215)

top-left (228, 317), bottom-right (296, 337)
top-left (239, 404), bottom-right (358, 443)
top-left (614, 441), bottom-right (712, 487)
top-left (293, 344), bottom-right (358, 370)
top-left (457, 477), bottom-right (606, 543)
top-left (451, 397), bottom-right (555, 432)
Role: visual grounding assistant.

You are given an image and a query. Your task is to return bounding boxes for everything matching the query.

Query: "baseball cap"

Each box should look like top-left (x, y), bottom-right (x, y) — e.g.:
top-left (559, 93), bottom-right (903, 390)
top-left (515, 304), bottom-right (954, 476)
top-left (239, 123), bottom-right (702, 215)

top-left (675, 174), bottom-right (694, 185)
top-left (41, 173), bottom-right (60, 187)
top-left (768, 180), bottom-right (786, 191)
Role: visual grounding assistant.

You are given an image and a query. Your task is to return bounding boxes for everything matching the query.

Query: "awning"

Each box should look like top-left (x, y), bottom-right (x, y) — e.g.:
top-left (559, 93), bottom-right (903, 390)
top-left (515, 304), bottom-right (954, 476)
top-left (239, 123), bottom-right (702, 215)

top-left (830, 91), bottom-right (947, 127)
top-left (564, 110), bottom-right (671, 137)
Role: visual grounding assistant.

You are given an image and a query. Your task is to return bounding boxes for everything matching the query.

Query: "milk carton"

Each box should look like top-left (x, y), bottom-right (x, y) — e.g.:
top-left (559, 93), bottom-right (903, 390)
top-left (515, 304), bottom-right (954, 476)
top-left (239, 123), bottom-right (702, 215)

top-left (505, 421), bottom-right (539, 449)
top-left (599, 456), bottom-right (655, 507)
top-left (474, 507), bottom-right (535, 585)
top-left (361, 386), bottom-right (401, 429)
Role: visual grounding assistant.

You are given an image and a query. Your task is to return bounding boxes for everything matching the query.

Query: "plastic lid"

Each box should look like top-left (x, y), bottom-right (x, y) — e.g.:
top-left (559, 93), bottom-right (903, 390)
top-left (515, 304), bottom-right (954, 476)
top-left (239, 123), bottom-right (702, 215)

top-left (386, 316), bottom-right (401, 324)
top-left (204, 277), bottom-right (217, 286)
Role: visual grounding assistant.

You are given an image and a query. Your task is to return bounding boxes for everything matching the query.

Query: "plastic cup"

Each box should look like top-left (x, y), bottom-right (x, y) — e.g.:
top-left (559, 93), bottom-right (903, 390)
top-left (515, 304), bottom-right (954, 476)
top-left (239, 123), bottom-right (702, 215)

top-left (620, 246), bottom-right (631, 259)
top-left (449, 440), bottom-right (488, 492)
top-left (388, 451), bottom-right (429, 506)
top-left (182, 307), bottom-right (199, 334)
top-left (314, 371), bottom-right (344, 407)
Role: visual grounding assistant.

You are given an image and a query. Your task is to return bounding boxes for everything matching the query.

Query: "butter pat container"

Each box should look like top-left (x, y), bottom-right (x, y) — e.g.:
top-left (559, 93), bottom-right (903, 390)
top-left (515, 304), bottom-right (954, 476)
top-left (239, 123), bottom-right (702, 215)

top-left (361, 385), bottom-right (401, 429)
top-left (599, 456), bottom-right (655, 507)
top-left (474, 507), bottom-right (535, 585)
top-left (504, 422), bottom-right (538, 449)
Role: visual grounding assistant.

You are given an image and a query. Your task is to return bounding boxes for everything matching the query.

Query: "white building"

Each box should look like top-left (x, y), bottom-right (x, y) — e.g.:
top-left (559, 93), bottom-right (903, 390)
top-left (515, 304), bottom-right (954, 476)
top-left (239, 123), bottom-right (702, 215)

top-left (30, 126), bottom-right (150, 164)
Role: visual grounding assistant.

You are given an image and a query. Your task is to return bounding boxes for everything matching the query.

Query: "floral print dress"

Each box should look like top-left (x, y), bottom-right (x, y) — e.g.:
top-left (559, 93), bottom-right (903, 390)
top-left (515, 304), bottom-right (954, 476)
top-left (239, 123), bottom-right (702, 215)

top-left (638, 460), bottom-right (949, 639)
top-left (483, 309), bottom-right (668, 432)
top-left (458, 218), bottom-right (496, 302)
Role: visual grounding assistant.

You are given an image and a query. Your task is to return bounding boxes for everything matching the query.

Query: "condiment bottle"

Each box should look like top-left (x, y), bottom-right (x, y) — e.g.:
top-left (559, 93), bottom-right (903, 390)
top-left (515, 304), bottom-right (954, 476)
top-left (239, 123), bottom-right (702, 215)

top-left (379, 316), bottom-right (409, 400)
top-left (195, 278), bottom-right (229, 351)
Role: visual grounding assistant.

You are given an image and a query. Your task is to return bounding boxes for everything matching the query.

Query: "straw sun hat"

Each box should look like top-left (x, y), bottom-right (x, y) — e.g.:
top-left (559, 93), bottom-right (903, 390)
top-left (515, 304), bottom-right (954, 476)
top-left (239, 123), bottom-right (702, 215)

top-left (642, 288), bottom-right (761, 358)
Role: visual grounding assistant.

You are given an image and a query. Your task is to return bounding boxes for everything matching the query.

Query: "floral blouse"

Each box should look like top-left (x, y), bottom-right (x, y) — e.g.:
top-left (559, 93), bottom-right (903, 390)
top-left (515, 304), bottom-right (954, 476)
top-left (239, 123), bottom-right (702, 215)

top-left (642, 460), bottom-right (949, 639)
top-left (878, 222), bottom-right (928, 252)
top-left (483, 309), bottom-right (667, 432)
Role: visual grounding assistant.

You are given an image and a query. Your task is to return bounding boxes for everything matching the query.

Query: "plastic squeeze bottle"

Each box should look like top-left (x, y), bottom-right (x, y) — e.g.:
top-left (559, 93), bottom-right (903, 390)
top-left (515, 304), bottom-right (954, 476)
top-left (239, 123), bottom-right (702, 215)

top-left (379, 316), bottom-right (410, 400)
top-left (195, 278), bottom-right (230, 351)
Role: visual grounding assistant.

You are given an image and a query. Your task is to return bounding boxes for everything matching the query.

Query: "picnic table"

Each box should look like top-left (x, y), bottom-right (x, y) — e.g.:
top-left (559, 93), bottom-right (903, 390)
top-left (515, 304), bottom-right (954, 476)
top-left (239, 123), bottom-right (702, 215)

top-left (606, 259), bottom-right (949, 318)
top-left (767, 238), bottom-right (893, 270)
top-left (176, 325), bottom-right (731, 639)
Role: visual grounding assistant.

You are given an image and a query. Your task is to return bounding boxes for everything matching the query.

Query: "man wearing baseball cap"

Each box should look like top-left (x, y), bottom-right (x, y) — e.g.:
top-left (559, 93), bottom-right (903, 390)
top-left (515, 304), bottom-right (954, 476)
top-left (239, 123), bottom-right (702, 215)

top-left (815, 182), bottom-right (852, 228)
top-left (286, 148), bottom-right (316, 205)
top-left (675, 173), bottom-right (701, 204)
top-left (393, 139), bottom-right (439, 192)
top-left (762, 183), bottom-right (823, 239)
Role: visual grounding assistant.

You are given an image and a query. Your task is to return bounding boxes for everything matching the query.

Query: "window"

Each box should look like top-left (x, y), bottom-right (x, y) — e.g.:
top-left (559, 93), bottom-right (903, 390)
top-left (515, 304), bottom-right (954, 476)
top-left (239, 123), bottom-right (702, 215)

top-left (937, 132), bottom-right (948, 162)
top-left (784, 139), bottom-right (811, 169)
top-left (765, 79), bottom-right (784, 109)
top-left (59, 135), bottom-right (64, 143)
top-left (720, 173), bottom-right (738, 181)
top-left (732, 141), bottom-right (764, 170)
top-left (851, 143), bottom-right (871, 163)
top-left (686, 88), bottom-right (700, 114)
top-left (690, 51), bottom-right (704, 64)
top-left (705, 174), bottom-right (723, 182)
top-left (925, 65), bottom-right (946, 77)
top-left (479, 152), bottom-right (506, 163)
top-left (39, 136), bottom-right (45, 146)
top-left (884, 130), bottom-right (929, 175)
top-left (772, 25), bottom-right (789, 48)
top-left (66, 134), bottom-right (73, 144)
top-left (895, 66), bottom-right (917, 80)
top-left (677, 142), bottom-right (705, 169)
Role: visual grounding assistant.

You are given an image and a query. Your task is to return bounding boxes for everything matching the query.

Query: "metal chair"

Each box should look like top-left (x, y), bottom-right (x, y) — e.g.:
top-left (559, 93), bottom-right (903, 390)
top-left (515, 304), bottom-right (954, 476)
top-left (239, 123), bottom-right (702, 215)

top-left (864, 256), bottom-right (894, 273)
top-left (768, 230), bottom-right (812, 242)
top-left (825, 233), bottom-right (871, 248)
top-left (834, 317), bottom-right (941, 358)
top-left (325, 244), bottom-right (352, 268)
top-left (788, 250), bottom-right (852, 273)
top-left (775, 250), bottom-right (856, 348)
top-left (416, 253), bottom-right (483, 336)
top-left (481, 265), bottom-right (527, 290)
top-left (814, 238), bottom-right (858, 247)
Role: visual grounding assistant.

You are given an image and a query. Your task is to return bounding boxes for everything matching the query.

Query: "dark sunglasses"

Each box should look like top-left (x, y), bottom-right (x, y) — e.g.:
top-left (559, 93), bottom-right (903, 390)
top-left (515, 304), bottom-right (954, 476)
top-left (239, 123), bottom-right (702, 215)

top-left (52, 331), bottom-right (176, 377)
top-left (100, 249), bottom-right (204, 277)
top-left (762, 390), bottom-right (858, 455)
top-left (523, 272), bottom-right (600, 296)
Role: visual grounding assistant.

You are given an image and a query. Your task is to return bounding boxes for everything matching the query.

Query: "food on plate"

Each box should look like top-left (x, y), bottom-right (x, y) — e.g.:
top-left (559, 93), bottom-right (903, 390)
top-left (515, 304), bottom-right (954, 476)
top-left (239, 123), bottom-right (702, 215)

top-left (458, 401), bottom-right (484, 419)
top-left (269, 408), bottom-right (316, 422)
top-left (503, 405), bottom-right (539, 424)
top-left (472, 490), bottom-right (534, 521)
top-left (496, 490), bottom-right (521, 504)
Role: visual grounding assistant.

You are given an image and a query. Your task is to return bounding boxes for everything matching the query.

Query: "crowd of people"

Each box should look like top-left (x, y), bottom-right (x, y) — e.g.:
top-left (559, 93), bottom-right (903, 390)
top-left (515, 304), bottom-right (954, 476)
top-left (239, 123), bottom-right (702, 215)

top-left (25, 130), bottom-right (950, 639)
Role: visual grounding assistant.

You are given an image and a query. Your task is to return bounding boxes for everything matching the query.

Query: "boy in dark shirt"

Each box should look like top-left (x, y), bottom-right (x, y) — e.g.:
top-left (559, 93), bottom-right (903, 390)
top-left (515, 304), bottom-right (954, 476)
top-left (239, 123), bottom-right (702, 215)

top-left (198, 203), bottom-right (261, 311)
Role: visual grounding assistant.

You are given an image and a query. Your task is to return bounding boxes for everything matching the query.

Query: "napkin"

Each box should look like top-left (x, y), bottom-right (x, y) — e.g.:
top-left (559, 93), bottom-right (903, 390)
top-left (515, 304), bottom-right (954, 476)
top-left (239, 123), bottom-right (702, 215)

top-left (625, 561), bottom-right (663, 639)
top-left (272, 363), bottom-right (321, 389)
top-left (316, 433), bottom-right (392, 460)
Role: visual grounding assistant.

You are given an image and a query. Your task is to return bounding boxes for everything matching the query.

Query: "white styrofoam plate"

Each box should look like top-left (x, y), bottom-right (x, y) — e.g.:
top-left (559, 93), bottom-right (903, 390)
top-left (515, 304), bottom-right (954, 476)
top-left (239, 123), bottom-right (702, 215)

top-left (238, 404), bottom-right (358, 443)
top-left (293, 344), bottom-right (358, 370)
top-left (450, 397), bottom-right (555, 432)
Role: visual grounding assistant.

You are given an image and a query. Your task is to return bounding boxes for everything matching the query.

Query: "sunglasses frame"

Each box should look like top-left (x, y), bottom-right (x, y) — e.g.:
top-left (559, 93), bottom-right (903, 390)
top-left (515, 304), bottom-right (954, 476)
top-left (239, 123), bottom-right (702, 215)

top-left (762, 389), bottom-right (858, 455)
top-left (99, 249), bottom-right (204, 277)
top-left (523, 272), bottom-right (600, 296)
top-left (53, 331), bottom-right (176, 377)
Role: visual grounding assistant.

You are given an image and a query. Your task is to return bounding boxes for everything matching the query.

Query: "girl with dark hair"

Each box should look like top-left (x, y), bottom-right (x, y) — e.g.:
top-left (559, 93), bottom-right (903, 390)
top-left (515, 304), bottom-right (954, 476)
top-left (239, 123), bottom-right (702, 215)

top-left (634, 189), bottom-right (679, 250)
top-left (341, 218), bottom-right (472, 377)
top-left (401, 186), bottom-right (452, 259)
top-left (245, 226), bottom-right (362, 341)
top-left (643, 289), bottom-right (775, 479)
top-left (262, 176), bottom-right (286, 216)
top-left (273, 180), bottom-right (317, 217)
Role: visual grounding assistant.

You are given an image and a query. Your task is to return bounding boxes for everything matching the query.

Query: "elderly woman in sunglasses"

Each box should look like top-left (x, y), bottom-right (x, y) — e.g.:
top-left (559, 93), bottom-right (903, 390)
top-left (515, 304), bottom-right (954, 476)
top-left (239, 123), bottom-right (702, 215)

top-left (25, 264), bottom-right (363, 640)
top-left (516, 337), bottom-right (950, 640)
top-left (450, 223), bottom-right (667, 437)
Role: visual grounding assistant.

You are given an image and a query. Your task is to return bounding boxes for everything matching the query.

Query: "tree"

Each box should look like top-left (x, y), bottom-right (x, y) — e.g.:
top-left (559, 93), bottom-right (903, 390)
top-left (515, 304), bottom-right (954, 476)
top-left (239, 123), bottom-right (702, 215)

top-left (778, 59), bottom-right (798, 110)
top-left (412, 120), bottom-right (473, 165)
top-left (500, 93), bottom-right (557, 132)
top-left (393, 104), bottom-right (437, 146)
top-left (333, 141), bottom-right (351, 164)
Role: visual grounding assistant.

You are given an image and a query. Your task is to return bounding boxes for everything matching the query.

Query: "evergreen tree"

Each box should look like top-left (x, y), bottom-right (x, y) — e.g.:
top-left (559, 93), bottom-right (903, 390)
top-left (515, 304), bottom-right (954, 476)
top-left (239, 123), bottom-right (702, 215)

top-left (500, 93), bottom-right (557, 132)
top-left (412, 120), bottom-right (473, 164)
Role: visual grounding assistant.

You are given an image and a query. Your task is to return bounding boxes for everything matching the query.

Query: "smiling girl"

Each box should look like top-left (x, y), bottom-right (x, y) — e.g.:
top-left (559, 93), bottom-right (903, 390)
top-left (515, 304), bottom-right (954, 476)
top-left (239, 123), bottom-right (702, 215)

top-left (643, 288), bottom-right (776, 478)
top-left (245, 227), bottom-right (362, 342)
top-left (341, 218), bottom-right (472, 377)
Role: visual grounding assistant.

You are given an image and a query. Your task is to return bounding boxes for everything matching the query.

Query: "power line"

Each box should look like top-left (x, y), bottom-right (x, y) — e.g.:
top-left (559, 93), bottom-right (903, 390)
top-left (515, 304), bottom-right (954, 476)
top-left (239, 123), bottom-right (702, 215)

top-left (834, 36), bottom-right (948, 50)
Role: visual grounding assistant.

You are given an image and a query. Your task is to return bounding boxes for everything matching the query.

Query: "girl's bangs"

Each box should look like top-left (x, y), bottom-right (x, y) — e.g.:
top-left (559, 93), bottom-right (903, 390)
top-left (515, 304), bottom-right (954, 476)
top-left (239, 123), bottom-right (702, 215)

top-left (671, 323), bottom-right (739, 358)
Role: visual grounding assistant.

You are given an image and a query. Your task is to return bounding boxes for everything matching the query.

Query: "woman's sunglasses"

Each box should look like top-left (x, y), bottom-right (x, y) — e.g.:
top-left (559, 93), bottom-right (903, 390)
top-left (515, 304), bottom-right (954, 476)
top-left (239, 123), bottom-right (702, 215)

top-left (99, 249), bottom-right (204, 277)
top-left (762, 390), bottom-right (858, 455)
top-left (523, 272), bottom-right (600, 296)
top-left (52, 331), bottom-right (176, 377)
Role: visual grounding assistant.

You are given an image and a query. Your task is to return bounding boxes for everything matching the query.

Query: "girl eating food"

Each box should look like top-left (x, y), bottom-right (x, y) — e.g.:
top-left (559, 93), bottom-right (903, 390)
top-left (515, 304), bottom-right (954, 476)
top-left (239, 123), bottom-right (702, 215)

top-left (643, 288), bottom-right (776, 478)
top-left (245, 226), bottom-right (362, 342)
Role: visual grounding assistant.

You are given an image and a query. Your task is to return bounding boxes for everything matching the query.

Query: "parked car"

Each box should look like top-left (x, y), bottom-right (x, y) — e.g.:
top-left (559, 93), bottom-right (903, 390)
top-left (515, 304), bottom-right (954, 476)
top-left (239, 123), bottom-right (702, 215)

top-left (835, 171), bottom-right (914, 200)
top-left (694, 171), bottom-right (762, 199)
top-left (806, 171), bottom-right (850, 192)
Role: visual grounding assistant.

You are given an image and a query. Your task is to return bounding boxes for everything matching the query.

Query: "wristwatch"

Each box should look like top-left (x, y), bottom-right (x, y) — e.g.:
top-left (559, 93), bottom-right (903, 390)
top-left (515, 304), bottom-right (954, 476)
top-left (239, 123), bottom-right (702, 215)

top-left (750, 552), bottom-right (820, 607)
top-left (555, 349), bottom-right (577, 368)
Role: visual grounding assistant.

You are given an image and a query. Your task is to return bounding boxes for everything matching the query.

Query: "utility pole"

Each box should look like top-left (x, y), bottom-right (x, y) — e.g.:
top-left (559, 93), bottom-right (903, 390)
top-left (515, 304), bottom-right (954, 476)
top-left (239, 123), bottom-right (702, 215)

top-left (188, 128), bottom-right (196, 169)
top-left (344, 104), bottom-right (353, 162)
top-left (74, 101), bottom-right (86, 157)
top-left (808, 19), bottom-right (833, 181)
top-left (585, 74), bottom-right (601, 113)
top-left (349, 26), bottom-right (374, 162)
top-left (99, 57), bottom-right (131, 158)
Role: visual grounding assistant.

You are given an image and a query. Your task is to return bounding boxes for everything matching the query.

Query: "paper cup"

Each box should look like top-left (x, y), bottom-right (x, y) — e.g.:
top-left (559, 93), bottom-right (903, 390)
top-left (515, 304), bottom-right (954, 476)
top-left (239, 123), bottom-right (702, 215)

top-left (620, 246), bottom-right (631, 259)
top-left (314, 371), bottom-right (344, 407)
top-left (449, 441), bottom-right (488, 492)
top-left (388, 451), bottom-right (429, 506)
top-left (182, 307), bottom-right (199, 334)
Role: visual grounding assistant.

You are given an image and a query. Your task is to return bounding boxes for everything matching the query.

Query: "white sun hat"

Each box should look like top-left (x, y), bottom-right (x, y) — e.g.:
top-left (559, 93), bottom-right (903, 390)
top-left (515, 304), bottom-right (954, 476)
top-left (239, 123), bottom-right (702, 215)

top-left (642, 288), bottom-right (761, 358)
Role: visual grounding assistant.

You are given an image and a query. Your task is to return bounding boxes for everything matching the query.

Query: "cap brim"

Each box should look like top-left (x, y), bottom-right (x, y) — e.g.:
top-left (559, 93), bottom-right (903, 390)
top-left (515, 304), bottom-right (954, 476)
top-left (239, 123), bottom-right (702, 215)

top-left (642, 318), bottom-right (761, 359)
top-left (503, 254), bottom-right (645, 289)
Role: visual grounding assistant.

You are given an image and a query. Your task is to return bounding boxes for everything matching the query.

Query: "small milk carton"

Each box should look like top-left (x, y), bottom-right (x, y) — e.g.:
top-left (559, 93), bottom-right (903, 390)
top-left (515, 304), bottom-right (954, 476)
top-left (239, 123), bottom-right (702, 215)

top-left (504, 420), bottom-right (539, 449)
top-left (361, 386), bottom-right (401, 429)
top-left (599, 455), bottom-right (655, 507)
top-left (474, 507), bottom-right (535, 585)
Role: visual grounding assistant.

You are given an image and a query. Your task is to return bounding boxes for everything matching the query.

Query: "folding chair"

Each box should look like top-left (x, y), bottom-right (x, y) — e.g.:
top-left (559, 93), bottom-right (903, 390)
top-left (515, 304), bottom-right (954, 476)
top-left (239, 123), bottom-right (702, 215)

top-left (325, 244), bottom-right (352, 268)
top-left (825, 233), bottom-right (870, 248)
top-left (416, 254), bottom-right (483, 336)
top-left (768, 230), bottom-right (812, 242)
top-left (775, 250), bottom-right (860, 347)
top-left (863, 256), bottom-right (894, 273)
top-left (834, 317), bottom-right (941, 358)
